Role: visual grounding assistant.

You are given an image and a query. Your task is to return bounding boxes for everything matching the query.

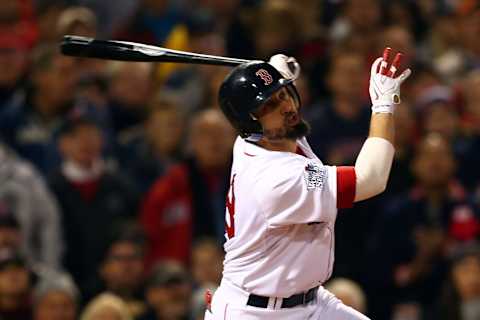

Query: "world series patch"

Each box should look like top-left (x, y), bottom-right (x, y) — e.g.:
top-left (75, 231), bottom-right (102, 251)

top-left (304, 161), bottom-right (327, 190)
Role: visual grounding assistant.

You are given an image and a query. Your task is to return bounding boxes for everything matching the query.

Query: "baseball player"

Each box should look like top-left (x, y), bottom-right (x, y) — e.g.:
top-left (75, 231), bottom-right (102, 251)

top-left (204, 48), bottom-right (411, 320)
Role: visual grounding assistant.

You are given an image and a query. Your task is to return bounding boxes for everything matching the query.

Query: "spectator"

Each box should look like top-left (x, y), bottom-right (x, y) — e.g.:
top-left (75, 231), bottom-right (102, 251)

top-left (0, 248), bottom-right (32, 320)
top-left (0, 205), bottom-right (21, 252)
top-left (458, 7), bottom-right (480, 69)
top-left (366, 133), bottom-right (479, 319)
top-left (80, 293), bottom-right (132, 320)
top-left (36, 2), bottom-right (66, 44)
top-left (85, 225), bottom-right (146, 318)
top-left (0, 143), bottom-right (62, 270)
top-left (0, 0), bottom-right (37, 48)
top-left (191, 237), bottom-right (223, 288)
top-left (189, 238), bottom-right (223, 320)
top-left (74, 0), bottom-right (138, 37)
top-left (141, 109), bottom-right (235, 267)
top-left (461, 70), bottom-right (480, 136)
top-left (0, 45), bottom-right (80, 174)
top-left (325, 278), bottom-right (367, 314)
top-left (402, 62), bottom-right (443, 104)
top-left (428, 11), bottom-right (466, 82)
top-left (33, 272), bottom-right (79, 320)
top-left (117, 96), bottom-right (185, 193)
top-left (329, 0), bottom-right (382, 59)
top-left (161, 12), bottom-right (228, 114)
top-left (0, 32), bottom-right (30, 110)
top-left (387, 101), bottom-right (416, 195)
top-left (139, 261), bottom-right (192, 320)
top-left (436, 242), bottom-right (480, 320)
top-left (251, 0), bottom-right (302, 59)
top-left (382, 1), bottom-right (426, 42)
top-left (308, 52), bottom-right (370, 164)
top-left (378, 25), bottom-right (417, 67)
top-left (48, 113), bottom-right (139, 289)
top-left (56, 6), bottom-right (97, 39)
top-left (114, 0), bottom-right (189, 74)
top-left (417, 86), bottom-right (459, 142)
top-left (107, 61), bottom-right (154, 137)
top-left (417, 85), bottom-right (480, 190)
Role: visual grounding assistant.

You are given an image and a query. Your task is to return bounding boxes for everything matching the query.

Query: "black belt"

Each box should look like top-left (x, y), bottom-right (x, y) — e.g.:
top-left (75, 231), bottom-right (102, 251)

top-left (247, 286), bottom-right (318, 309)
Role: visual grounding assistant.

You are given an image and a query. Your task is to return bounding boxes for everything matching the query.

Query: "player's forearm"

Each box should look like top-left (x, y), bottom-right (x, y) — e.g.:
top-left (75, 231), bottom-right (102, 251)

top-left (353, 117), bottom-right (395, 202)
top-left (354, 106), bottom-right (396, 202)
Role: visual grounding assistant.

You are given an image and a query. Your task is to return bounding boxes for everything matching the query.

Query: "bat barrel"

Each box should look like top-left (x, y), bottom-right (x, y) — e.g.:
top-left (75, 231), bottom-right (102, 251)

top-left (60, 35), bottom-right (251, 66)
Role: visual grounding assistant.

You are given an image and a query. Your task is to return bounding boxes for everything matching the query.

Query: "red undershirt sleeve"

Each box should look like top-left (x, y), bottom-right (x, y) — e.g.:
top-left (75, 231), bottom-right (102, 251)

top-left (336, 166), bottom-right (356, 209)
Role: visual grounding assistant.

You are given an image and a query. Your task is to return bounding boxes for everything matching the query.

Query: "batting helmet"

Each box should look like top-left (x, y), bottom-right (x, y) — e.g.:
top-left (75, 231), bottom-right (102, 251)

top-left (218, 60), bottom-right (300, 141)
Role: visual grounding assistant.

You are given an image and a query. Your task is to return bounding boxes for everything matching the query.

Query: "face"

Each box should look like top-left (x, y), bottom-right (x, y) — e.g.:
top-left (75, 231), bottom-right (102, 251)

top-left (346, 0), bottom-right (381, 30)
top-left (147, 282), bottom-right (192, 319)
top-left (192, 243), bottom-right (223, 286)
top-left (147, 108), bottom-right (184, 156)
top-left (0, 227), bottom-right (20, 251)
top-left (381, 26), bottom-right (415, 64)
top-left (255, 87), bottom-right (309, 141)
top-left (412, 135), bottom-right (455, 188)
top-left (327, 55), bottom-right (366, 101)
top-left (0, 0), bottom-right (19, 25)
top-left (0, 48), bottom-right (28, 88)
top-left (35, 55), bottom-right (79, 109)
top-left (463, 71), bottom-right (480, 117)
top-left (34, 291), bottom-right (76, 320)
top-left (394, 101), bottom-right (416, 148)
top-left (190, 111), bottom-right (236, 170)
top-left (109, 63), bottom-right (152, 107)
top-left (0, 265), bottom-right (29, 300)
top-left (452, 255), bottom-right (480, 300)
top-left (100, 242), bottom-right (144, 294)
top-left (59, 124), bottom-right (103, 168)
top-left (423, 102), bottom-right (459, 141)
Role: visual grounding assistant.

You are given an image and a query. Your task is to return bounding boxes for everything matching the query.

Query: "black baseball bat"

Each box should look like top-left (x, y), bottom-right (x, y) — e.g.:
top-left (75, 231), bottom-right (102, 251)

top-left (60, 35), bottom-right (251, 66)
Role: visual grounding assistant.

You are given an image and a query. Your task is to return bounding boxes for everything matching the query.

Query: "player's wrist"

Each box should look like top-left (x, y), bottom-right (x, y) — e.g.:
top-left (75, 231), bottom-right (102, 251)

top-left (371, 104), bottom-right (395, 114)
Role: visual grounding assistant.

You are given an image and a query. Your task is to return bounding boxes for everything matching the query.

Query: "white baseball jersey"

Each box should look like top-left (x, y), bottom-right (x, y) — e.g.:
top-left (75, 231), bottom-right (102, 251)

top-left (222, 136), bottom-right (356, 298)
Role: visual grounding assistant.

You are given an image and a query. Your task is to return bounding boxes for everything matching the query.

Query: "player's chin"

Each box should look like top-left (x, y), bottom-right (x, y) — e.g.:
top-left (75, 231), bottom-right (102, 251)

top-left (285, 119), bottom-right (310, 140)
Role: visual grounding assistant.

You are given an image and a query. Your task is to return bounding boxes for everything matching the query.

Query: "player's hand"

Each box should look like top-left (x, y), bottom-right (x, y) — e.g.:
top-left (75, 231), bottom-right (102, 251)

top-left (369, 47), bottom-right (411, 114)
top-left (268, 54), bottom-right (301, 80)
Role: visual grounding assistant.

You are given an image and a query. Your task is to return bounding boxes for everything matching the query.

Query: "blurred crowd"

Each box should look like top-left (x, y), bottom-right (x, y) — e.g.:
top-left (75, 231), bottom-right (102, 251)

top-left (1, 0), bottom-right (480, 319)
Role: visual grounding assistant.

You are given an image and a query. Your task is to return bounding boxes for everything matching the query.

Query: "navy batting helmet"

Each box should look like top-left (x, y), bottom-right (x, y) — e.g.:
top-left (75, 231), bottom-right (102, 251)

top-left (218, 61), bottom-right (300, 141)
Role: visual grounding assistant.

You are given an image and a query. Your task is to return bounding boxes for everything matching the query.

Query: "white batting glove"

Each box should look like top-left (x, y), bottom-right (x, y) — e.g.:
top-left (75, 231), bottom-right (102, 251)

top-left (369, 48), bottom-right (411, 114)
top-left (268, 54), bottom-right (301, 80)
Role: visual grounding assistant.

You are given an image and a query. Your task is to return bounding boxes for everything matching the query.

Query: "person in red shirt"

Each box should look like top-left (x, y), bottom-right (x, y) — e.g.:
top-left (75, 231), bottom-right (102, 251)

top-left (140, 109), bottom-right (236, 268)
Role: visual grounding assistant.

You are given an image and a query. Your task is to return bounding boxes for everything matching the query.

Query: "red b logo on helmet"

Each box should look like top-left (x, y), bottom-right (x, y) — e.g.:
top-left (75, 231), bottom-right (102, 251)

top-left (255, 69), bottom-right (273, 85)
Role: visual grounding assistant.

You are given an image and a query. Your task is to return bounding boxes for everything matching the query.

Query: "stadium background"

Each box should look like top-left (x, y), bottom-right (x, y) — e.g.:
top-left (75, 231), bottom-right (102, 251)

top-left (0, 0), bottom-right (479, 319)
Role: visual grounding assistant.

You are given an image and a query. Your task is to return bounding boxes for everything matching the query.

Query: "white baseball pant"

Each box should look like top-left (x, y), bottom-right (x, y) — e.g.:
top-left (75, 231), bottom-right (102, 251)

top-left (204, 279), bottom-right (371, 320)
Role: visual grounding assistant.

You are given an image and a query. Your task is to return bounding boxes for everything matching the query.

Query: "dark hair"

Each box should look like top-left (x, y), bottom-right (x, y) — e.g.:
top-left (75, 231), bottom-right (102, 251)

top-left (101, 221), bottom-right (146, 262)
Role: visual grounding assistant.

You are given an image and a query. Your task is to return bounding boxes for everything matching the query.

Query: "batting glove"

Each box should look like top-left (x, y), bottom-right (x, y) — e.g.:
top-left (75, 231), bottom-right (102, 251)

top-left (369, 47), bottom-right (411, 114)
top-left (268, 54), bottom-right (301, 80)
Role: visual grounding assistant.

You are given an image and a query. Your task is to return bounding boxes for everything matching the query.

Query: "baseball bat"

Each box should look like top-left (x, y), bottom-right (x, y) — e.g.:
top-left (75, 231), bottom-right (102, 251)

top-left (60, 35), bottom-right (251, 66)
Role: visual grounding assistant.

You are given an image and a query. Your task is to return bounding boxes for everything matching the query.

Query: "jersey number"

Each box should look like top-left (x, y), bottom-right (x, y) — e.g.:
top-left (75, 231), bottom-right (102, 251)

top-left (225, 174), bottom-right (236, 239)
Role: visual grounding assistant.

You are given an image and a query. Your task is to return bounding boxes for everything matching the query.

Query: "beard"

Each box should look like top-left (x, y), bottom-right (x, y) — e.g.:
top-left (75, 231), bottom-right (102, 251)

top-left (262, 117), bottom-right (311, 141)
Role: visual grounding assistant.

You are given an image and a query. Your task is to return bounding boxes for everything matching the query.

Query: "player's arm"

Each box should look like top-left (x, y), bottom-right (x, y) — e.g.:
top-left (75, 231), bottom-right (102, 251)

top-left (353, 48), bottom-right (411, 202)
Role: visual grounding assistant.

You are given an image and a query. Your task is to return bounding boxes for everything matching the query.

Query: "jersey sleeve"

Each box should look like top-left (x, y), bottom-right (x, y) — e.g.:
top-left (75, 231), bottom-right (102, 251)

top-left (336, 166), bottom-right (356, 209)
top-left (254, 157), bottom-right (338, 227)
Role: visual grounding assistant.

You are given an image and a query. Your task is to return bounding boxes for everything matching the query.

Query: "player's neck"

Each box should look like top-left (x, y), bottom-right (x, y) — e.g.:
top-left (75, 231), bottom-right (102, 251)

top-left (257, 138), bottom-right (297, 153)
